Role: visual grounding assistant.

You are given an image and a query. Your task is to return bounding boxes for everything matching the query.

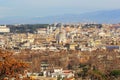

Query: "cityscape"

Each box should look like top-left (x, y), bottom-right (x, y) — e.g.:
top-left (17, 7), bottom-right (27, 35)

top-left (0, 23), bottom-right (120, 80)
top-left (1, 0), bottom-right (120, 80)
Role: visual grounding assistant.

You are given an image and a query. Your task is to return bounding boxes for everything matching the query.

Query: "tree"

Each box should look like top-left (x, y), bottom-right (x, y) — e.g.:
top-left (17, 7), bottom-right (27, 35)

top-left (0, 49), bottom-right (29, 79)
top-left (110, 70), bottom-right (120, 79)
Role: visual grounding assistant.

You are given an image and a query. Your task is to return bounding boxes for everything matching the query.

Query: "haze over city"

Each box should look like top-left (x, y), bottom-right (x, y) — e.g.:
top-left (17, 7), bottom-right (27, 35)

top-left (1, 0), bottom-right (120, 80)
top-left (0, 0), bottom-right (120, 24)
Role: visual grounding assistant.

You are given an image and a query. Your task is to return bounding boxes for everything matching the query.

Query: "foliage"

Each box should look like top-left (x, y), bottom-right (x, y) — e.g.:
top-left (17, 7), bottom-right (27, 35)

top-left (8, 24), bottom-right (48, 33)
top-left (0, 49), bottom-right (29, 79)
top-left (110, 70), bottom-right (120, 77)
top-left (57, 75), bottom-right (62, 80)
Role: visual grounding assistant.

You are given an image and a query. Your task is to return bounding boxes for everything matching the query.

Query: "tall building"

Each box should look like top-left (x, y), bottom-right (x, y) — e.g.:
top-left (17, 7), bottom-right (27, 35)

top-left (56, 25), bottom-right (67, 44)
top-left (46, 25), bottom-right (53, 34)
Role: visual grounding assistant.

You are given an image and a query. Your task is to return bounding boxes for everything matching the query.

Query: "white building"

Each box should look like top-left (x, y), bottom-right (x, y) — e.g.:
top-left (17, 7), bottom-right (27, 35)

top-left (56, 31), bottom-right (67, 44)
top-left (51, 69), bottom-right (74, 79)
top-left (37, 28), bottom-right (46, 34)
top-left (0, 25), bottom-right (10, 33)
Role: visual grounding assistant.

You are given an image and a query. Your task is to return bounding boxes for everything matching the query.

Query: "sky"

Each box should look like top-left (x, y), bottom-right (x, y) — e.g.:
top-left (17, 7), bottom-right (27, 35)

top-left (0, 0), bottom-right (120, 18)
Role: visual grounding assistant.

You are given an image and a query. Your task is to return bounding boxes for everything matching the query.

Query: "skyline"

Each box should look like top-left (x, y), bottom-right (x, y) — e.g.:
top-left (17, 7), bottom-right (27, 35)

top-left (0, 0), bottom-right (120, 18)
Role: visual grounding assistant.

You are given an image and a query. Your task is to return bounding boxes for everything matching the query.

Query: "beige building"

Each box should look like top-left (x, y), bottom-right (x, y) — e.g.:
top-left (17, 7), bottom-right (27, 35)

top-left (0, 25), bottom-right (10, 33)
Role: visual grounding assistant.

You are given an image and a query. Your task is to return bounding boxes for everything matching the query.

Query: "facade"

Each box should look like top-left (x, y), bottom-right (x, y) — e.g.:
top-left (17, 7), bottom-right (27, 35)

top-left (37, 28), bottom-right (47, 34)
top-left (0, 25), bottom-right (10, 33)
top-left (56, 26), bottom-right (67, 44)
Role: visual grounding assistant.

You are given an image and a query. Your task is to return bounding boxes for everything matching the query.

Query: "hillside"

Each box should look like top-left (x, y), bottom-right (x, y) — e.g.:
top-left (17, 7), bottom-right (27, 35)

top-left (0, 9), bottom-right (120, 24)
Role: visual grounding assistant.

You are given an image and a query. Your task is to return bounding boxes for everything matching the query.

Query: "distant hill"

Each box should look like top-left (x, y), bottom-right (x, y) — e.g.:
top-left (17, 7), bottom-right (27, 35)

top-left (35, 9), bottom-right (120, 24)
top-left (0, 9), bottom-right (120, 24)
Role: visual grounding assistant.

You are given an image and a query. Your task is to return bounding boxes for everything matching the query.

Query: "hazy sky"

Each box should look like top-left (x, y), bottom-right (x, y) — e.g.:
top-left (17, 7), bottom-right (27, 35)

top-left (0, 0), bottom-right (120, 17)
